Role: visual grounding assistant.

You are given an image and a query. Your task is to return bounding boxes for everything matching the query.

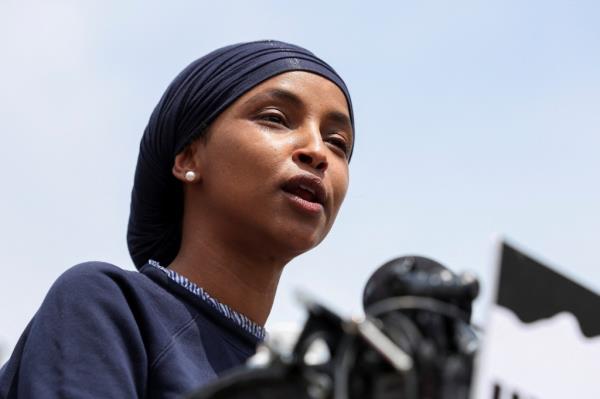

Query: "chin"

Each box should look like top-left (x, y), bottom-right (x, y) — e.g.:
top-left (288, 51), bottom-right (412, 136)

top-left (277, 227), bottom-right (328, 257)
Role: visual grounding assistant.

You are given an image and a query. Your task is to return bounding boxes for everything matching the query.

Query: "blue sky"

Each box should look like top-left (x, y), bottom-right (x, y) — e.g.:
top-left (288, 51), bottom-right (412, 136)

top-left (1, 0), bottom-right (599, 360)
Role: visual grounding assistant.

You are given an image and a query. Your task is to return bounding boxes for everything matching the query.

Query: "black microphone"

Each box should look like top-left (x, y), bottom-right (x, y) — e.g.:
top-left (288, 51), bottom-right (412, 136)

top-left (361, 256), bottom-right (480, 399)
top-left (363, 256), bottom-right (479, 319)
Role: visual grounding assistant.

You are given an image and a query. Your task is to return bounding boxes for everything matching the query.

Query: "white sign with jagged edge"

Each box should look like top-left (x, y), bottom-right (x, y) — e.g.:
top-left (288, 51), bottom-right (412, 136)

top-left (472, 304), bottom-right (600, 399)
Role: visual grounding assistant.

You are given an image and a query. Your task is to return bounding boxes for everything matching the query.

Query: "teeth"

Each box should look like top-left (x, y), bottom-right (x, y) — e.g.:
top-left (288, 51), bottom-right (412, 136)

top-left (299, 184), bottom-right (315, 195)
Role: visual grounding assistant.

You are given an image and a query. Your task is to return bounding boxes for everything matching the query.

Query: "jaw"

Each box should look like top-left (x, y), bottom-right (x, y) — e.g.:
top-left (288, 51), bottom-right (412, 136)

top-left (272, 214), bottom-right (334, 258)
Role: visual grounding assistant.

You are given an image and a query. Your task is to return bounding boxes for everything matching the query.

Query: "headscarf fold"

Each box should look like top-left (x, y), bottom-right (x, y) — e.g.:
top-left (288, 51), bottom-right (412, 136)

top-left (127, 40), bottom-right (354, 268)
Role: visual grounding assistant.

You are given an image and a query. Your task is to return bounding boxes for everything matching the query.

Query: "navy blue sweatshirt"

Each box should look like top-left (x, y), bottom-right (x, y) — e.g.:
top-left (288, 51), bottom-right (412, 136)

top-left (0, 262), bottom-right (260, 398)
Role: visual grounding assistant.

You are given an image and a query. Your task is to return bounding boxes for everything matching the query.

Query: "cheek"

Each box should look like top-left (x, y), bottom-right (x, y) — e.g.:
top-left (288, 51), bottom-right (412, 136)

top-left (204, 125), bottom-right (287, 187)
top-left (330, 167), bottom-right (350, 212)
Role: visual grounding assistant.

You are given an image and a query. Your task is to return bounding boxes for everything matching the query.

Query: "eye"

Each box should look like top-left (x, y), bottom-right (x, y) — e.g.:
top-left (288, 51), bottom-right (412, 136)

top-left (256, 110), bottom-right (288, 127)
top-left (326, 135), bottom-right (350, 158)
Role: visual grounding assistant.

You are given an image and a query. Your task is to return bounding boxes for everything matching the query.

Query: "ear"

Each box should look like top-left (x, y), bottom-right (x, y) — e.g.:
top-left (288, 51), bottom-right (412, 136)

top-left (172, 140), bottom-right (204, 183)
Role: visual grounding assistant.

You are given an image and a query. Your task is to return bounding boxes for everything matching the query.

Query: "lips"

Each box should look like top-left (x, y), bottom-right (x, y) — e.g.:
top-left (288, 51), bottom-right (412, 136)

top-left (281, 174), bottom-right (326, 207)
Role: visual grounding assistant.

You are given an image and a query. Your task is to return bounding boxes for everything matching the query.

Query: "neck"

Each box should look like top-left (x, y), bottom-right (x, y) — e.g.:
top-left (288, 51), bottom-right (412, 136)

top-left (169, 225), bottom-right (288, 326)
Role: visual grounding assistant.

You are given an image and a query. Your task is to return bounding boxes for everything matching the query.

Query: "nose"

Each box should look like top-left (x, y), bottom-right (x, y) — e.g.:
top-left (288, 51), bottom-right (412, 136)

top-left (292, 126), bottom-right (328, 173)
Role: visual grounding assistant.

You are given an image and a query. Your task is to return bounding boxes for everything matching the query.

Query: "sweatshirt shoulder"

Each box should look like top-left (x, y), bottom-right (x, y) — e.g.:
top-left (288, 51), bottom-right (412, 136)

top-left (49, 261), bottom-right (149, 299)
top-left (58, 261), bottom-right (135, 280)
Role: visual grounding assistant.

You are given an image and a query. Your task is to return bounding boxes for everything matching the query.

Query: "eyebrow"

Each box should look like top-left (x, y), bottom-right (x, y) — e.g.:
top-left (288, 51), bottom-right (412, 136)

top-left (243, 88), bottom-right (353, 139)
top-left (242, 88), bottom-right (304, 109)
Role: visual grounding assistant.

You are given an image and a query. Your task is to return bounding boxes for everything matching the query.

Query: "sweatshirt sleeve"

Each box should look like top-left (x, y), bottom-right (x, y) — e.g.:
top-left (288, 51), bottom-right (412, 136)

top-left (0, 262), bottom-right (148, 399)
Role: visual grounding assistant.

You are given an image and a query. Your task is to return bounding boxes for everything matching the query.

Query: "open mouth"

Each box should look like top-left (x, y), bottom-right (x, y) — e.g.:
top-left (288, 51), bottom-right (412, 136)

top-left (281, 174), bottom-right (326, 211)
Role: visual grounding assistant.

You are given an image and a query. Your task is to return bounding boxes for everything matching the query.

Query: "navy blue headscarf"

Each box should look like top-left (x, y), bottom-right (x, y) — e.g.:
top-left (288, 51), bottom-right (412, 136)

top-left (127, 40), bottom-right (354, 269)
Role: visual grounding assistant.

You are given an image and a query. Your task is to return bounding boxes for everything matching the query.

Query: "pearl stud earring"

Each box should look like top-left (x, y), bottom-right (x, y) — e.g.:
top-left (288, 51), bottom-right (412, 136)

top-left (184, 171), bottom-right (196, 182)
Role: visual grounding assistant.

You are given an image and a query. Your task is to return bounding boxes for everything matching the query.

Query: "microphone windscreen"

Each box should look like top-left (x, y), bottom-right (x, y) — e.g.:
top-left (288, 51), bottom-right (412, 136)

top-left (362, 256), bottom-right (479, 315)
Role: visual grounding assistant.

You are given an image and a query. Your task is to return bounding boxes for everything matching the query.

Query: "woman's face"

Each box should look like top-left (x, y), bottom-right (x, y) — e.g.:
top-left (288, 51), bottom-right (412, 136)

top-left (182, 71), bottom-right (353, 259)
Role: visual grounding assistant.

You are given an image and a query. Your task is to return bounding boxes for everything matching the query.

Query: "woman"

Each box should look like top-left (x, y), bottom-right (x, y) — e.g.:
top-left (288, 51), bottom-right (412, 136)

top-left (0, 40), bottom-right (354, 398)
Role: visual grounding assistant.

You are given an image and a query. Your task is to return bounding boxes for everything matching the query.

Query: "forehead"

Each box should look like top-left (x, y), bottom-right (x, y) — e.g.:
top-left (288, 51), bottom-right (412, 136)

top-left (242, 71), bottom-right (350, 116)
